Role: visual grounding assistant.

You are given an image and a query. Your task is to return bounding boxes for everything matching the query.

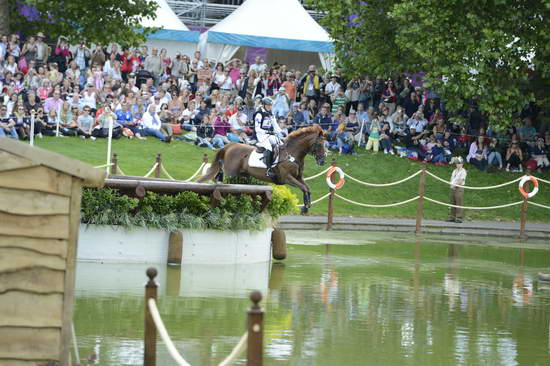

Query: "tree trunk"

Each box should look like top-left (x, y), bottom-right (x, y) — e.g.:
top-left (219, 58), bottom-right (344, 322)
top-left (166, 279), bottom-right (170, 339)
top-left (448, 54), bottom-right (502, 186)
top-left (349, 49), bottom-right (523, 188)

top-left (0, 0), bottom-right (9, 36)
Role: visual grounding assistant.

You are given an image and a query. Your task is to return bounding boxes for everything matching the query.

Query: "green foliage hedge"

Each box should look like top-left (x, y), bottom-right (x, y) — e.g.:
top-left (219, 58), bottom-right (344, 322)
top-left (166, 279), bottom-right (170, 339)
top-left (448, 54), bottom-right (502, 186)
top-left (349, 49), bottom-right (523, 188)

top-left (81, 186), bottom-right (298, 231)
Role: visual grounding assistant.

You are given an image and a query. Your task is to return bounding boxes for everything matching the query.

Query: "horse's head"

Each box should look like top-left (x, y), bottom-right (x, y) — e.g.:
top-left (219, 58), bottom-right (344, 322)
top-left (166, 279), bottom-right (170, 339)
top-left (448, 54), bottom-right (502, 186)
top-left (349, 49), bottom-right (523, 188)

top-left (286, 124), bottom-right (327, 166)
top-left (310, 128), bottom-right (327, 166)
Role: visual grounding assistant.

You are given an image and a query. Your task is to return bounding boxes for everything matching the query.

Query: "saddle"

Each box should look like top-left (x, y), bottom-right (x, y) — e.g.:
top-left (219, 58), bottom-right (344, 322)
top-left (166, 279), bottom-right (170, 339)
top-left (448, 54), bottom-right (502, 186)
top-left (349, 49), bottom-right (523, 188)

top-left (248, 145), bottom-right (280, 169)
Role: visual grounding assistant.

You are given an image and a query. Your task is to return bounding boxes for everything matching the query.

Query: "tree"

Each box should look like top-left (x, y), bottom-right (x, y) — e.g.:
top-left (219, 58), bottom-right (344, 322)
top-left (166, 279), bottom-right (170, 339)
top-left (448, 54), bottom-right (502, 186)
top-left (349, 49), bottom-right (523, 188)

top-left (310, 0), bottom-right (418, 78)
top-left (310, 0), bottom-right (550, 127)
top-left (4, 0), bottom-right (159, 47)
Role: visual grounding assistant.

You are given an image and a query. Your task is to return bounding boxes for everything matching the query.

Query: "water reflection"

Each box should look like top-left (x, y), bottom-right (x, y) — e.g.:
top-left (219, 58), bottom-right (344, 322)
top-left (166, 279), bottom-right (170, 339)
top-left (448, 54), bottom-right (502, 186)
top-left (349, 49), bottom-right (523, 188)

top-left (75, 241), bottom-right (550, 366)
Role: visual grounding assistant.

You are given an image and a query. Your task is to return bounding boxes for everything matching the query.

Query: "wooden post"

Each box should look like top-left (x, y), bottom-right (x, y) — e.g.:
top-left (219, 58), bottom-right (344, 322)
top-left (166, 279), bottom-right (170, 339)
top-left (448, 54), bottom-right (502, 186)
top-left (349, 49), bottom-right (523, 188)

top-left (203, 153), bottom-right (209, 164)
top-left (111, 153), bottom-right (118, 175)
top-left (520, 197), bottom-right (528, 240)
top-left (247, 291), bottom-right (264, 366)
top-left (326, 158), bottom-right (337, 231)
top-left (144, 267), bottom-right (158, 366)
top-left (155, 153), bottom-right (162, 178)
top-left (415, 163), bottom-right (427, 234)
top-left (520, 170), bottom-right (531, 241)
top-left (326, 189), bottom-right (335, 231)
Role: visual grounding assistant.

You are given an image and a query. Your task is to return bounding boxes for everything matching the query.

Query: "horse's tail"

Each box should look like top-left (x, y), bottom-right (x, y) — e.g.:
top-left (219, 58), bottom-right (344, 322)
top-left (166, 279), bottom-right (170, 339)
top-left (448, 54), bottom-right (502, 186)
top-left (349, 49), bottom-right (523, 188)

top-left (197, 147), bottom-right (225, 183)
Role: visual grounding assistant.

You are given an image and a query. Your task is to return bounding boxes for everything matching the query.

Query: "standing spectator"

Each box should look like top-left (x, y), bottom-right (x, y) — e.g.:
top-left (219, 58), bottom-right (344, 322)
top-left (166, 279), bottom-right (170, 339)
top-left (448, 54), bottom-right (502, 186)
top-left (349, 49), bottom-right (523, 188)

top-left (381, 79), bottom-right (397, 115)
top-left (249, 56), bottom-right (267, 74)
top-left (281, 72), bottom-right (297, 103)
top-left (518, 118), bottom-right (537, 148)
top-left (272, 87), bottom-right (290, 118)
top-left (448, 157), bottom-right (467, 223)
top-left (324, 75), bottom-right (341, 100)
top-left (144, 48), bottom-right (163, 85)
top-left (34, 32), bottom-right (49, 67)
top-left (74, 42), bottom-right (90, 73)
top-left (90, 45), bottom-right (106, 68)
top-left (365, 116), bottom-right (380, 153)
top-left (299, 65), bottom-right (323, 103)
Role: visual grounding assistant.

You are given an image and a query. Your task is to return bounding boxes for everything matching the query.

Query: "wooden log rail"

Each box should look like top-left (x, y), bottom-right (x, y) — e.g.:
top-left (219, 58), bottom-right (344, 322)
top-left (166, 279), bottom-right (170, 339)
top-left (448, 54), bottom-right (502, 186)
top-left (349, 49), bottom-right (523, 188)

top-left (104, 177), bottom-right (273, 211)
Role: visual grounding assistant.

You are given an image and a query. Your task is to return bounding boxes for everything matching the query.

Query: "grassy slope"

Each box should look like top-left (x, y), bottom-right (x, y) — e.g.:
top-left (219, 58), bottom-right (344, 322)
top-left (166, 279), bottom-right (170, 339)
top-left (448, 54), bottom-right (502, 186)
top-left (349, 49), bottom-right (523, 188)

top-left (34, 137), bottom-right (550, 222)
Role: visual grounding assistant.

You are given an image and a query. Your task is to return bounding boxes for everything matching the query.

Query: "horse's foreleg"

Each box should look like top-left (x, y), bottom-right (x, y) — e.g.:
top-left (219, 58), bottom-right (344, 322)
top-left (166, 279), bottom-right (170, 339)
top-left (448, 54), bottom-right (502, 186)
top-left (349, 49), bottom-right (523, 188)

top-left (285, 176), bottom-right (311, 215)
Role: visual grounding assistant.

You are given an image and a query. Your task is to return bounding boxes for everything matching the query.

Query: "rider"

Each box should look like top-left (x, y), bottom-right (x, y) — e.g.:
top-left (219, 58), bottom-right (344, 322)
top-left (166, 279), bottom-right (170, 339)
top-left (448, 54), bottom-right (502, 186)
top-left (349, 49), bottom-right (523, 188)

top-left (254, 97), bottom-right (283, 179)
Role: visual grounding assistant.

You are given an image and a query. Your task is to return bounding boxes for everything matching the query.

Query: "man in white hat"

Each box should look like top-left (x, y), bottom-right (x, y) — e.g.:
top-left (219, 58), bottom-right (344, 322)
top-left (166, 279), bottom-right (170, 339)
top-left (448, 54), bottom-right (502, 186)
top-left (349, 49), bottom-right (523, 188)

top-left (448, 156), bottom-right (467, 223)
top-left (35, 32), bottom-right (49, 67)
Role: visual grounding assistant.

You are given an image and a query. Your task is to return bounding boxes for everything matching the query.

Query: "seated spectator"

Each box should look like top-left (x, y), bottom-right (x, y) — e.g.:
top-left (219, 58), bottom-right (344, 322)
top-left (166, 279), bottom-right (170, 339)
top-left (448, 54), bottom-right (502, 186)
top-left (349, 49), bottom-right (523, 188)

top-left (76, 107), bottom-right (97, 139)
top-left (443, 131), bottom-right (457, 153)
top-left (406, 111), bottom-right (428, 133)
top-left (467, 136), bottom-right (488, 171)
top-left (196, 115), bottom-right (223, 150)
top-left (403, 91), bottom-right (421, 118)
top-left (426, 138), bottom-right (448, 164)
top-left (44, 90), bottom-right (64, 113)
top-left (158, 103), bottom-right (174, 139)
top-left (313, 106), bottom-right (332, 131)
top-left (93, 105), bottom-right (123, 139)
top-left (140, 104), bottom-right (171, 142)
top-left (12, 105), bottom-right (30, 139)
top-left (228, 106), bottom-right (250, 143)
top-left (116, 102), bottom-right (140, 136)
top-left (506, 141), bottom-right (523, 172)
top-left (487, 137), bottom-right (503, 169)
top-left (403, 127), bottom-right (423, 159)
top-left (532, 138), bottom-right (549, 173)
top-left (212, 112), bottom-right (231, 145)
top-left (179, 110), bottom-right (196, 132)
top-left (518, 118), bottom-right (537, 148)
top-left (390, 106), bottom-right (408, 136)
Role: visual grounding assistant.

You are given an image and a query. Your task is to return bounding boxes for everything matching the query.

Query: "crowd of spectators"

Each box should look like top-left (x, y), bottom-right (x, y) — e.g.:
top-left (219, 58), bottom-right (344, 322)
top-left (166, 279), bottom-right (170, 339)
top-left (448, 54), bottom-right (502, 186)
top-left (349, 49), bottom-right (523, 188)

top-left (1, 32), bottom-right (549, 173)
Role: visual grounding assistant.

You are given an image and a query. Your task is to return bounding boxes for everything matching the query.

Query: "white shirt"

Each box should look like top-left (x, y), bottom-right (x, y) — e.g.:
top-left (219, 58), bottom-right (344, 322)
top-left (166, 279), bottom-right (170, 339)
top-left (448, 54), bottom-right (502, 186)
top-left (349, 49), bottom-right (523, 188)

top-left (450, 167), bottom-right (467, 187)
top-left (229, 113), bottom-right (247, 130)
top-left (141, 112), bottom-right (162, 130)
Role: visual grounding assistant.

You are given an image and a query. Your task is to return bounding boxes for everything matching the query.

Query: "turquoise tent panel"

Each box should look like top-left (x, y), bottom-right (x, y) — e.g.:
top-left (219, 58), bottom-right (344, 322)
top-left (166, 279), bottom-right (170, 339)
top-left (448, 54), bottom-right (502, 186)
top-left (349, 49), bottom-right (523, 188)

top-left (208, 31), bottom-right (334, 53)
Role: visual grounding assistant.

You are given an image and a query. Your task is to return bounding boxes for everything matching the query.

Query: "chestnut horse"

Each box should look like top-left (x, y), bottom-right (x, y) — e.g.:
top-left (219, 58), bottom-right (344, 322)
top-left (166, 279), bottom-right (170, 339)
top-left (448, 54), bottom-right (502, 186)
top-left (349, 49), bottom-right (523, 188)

top-left (198, 124), bottom-right (327, 213)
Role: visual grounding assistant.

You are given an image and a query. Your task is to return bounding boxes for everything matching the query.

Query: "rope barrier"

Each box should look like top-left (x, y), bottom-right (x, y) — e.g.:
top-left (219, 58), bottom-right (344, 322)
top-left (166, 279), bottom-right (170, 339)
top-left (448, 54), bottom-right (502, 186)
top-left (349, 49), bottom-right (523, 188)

top-left (303, 167), bottom-right (330, 181)
top-left (532, 175), bottom-right (550, 185)
top-left (143, 163), bottom-right (159, 178)
top-left (424, 196), bottom-right (523, 210)
top-left (297, 192), bottom-right (332, 208)
top-left (334, 194), bottom-right (420, 208)
top-left (425, 170), bottom-right (523, 190)
top-left (93, 163), bottom-right (113, 169)
top-left (218, 332), bottom-right (248, 366)
top-left (160, 164), bottom-right (177, 181)
top-left (528, 201), bottom-right (550, 210)
top-left (184, 162), bottom-right (206, 182)
top-left (148, 299), bottom-right (192, 366)
top-left (345, 170), bottom-right (422, 187)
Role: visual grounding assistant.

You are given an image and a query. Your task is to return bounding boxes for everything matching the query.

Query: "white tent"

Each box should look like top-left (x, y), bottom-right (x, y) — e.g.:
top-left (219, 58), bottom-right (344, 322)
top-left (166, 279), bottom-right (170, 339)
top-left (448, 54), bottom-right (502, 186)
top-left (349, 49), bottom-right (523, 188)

top-left (141, 0), bottom-right (199, 58)
top-left (199, 0), bottom-right (335, 71)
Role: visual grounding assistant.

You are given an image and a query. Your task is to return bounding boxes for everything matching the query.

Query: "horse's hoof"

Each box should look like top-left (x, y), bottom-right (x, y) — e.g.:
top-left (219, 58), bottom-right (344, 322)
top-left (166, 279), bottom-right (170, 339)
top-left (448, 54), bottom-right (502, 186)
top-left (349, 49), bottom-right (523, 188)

top-left (300, 207), bottom-right (309, 215)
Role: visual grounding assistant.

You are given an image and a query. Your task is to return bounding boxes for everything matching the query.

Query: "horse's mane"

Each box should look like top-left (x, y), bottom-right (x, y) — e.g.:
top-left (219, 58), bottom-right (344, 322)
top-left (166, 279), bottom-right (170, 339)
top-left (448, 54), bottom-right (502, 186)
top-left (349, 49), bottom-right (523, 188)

top-left (286, 124), bottom-right (323, 140)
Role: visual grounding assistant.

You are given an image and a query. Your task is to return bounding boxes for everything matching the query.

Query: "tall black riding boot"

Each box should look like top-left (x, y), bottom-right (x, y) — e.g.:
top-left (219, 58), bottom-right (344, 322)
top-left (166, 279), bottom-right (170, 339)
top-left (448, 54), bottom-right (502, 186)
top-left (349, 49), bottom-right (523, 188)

top-left (264, 150), bottom-right (276, 179)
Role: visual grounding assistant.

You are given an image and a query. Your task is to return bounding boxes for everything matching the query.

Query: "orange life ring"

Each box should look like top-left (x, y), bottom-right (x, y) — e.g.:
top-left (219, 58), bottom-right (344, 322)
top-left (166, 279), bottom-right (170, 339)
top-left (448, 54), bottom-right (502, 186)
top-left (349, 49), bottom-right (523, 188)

top-left (326, 166), bottom-right (345, 190)
top-left (518, 175), bottom-right (538, 199)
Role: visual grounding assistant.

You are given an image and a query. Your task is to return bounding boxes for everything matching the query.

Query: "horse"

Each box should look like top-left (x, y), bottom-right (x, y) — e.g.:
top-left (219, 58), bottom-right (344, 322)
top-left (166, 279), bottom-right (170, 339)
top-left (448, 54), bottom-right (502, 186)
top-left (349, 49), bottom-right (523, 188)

top-left (198, 124), bottom-right (327, 213)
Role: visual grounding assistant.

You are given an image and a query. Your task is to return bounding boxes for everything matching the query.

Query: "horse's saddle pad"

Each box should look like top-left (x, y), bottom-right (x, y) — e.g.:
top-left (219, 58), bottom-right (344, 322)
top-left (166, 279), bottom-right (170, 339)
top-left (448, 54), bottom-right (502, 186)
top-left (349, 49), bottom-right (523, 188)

top-left (248, 151), bottom-right (279, 169)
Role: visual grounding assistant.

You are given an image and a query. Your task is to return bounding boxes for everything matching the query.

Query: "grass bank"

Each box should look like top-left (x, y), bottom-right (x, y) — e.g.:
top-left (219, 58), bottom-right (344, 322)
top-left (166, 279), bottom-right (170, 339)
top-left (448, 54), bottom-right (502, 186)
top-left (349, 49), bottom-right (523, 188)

top-left (34, 137), bottom-right (550, 222)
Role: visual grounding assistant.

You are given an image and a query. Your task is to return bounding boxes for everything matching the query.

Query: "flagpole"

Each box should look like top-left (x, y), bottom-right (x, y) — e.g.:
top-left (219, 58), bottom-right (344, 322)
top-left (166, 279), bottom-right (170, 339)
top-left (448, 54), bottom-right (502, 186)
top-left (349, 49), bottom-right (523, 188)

top-left (106, 113), bottom-right (114, 175)
top-left (29, 113), bottom-right (35, 147)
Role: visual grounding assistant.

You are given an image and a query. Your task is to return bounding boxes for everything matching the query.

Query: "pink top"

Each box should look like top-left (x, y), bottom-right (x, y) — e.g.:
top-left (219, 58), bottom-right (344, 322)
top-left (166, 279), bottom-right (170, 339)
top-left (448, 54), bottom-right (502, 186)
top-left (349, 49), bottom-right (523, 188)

top-left (229, 67), bottom-right (240, 84)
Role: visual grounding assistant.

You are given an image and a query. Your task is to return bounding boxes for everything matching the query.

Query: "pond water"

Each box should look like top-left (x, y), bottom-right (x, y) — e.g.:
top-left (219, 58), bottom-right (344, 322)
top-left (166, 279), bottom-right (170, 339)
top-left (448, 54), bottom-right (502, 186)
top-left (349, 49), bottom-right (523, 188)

top-left (74, 233), bottom-right (550, 366)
